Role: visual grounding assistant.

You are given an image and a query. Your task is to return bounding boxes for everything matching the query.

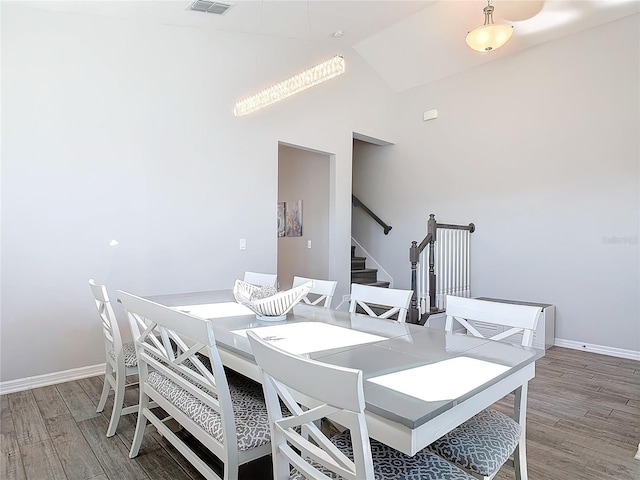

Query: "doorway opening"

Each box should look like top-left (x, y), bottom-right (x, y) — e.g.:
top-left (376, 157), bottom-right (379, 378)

top-left (277, 143), bottom-right (331, 290)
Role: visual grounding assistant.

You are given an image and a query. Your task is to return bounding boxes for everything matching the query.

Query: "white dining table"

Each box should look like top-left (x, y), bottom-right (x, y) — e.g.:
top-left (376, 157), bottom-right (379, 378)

top-left (147, 289), bottom-right (544, 457)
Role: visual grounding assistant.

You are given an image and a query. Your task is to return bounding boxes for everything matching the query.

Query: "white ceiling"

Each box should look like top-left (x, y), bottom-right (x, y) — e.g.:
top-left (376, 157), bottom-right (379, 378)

top-left (22, 0), bottom-right (640, 92)
top-left (354, 0), bottom-right (640, 91)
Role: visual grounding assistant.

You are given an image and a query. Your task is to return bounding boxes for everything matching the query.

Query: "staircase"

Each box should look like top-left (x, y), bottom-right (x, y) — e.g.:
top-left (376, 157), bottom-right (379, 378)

top-left (351, 246), bottom-right (390, 288)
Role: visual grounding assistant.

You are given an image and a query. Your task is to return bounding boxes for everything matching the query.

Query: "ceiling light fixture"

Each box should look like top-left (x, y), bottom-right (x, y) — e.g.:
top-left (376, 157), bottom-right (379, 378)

top-left (233, 55), bottom-right (345, 117)
top-left (466, 0), bottom-right (513, 52)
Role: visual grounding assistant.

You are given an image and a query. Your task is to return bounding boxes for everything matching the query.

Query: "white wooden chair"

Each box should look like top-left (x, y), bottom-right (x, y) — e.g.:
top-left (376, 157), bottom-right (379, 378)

top-left (247, 331), bottom-right (475, 480)
top-left (243, 271), bottom-right (278, 288)
top-left (119, 290), bottom-right (273, 480)
top-left (90, 279), bottom-right (139, 437)
top-left (348, 283), bottom-right (413, 322)
top-left (427, 295), bottom-right (543, 480)
top-left (292, 276), bottom-right (337, 308)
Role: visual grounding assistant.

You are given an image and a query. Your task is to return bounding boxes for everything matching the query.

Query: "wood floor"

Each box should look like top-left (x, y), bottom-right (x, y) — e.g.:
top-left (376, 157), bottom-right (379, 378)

top-left (2, 346), bottom-right (639, 480)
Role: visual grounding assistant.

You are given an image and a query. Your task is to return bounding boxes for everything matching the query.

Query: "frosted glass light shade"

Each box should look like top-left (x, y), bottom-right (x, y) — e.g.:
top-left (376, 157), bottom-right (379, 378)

top-left (466, 23), bottom-right (513, 52)
top-left (233, 55), bottom-right (345, 117)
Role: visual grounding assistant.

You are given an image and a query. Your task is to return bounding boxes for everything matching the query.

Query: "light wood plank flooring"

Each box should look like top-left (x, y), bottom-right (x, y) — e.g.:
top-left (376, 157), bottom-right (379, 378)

top-left (1, 346), bottom-right (639, 480)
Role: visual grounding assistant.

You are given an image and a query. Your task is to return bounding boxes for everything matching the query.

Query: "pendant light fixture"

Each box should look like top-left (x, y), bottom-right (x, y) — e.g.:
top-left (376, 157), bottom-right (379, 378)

top-left (466, 0), bottom-right (513, 52)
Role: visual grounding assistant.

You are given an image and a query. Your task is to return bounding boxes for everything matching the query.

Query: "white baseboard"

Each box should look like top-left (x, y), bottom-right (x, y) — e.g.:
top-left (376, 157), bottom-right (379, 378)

top-left (0, 363), bottom-right (105, 395)
top-left (554, 338), bottom-right (640, 361)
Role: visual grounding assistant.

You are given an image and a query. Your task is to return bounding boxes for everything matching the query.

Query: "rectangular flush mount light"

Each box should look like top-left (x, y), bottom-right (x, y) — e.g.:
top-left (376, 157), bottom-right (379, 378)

top-left (233, 55), bottom-right (345, 117)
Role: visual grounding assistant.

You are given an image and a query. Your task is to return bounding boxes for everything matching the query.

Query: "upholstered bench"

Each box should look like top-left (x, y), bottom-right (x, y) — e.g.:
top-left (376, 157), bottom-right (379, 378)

top-left (119, 290), bottom-right (275, 480)
top-left (290, 431), bottom-right (477, 480)
top-left (146, 369), bottom-right (273, 451)
top-left (427, 409), bottom-right (521, 477)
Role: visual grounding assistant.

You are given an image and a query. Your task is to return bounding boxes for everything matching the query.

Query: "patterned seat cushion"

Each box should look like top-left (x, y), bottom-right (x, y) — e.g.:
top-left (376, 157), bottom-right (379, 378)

top-left (146, 370), bottom-right (271, 451)
top-left (108, 341), bottom-right (137, 367)
top-left (427, 409), bottom-right (521, 476)
top-left (291, 431), bottom-right (475, 480)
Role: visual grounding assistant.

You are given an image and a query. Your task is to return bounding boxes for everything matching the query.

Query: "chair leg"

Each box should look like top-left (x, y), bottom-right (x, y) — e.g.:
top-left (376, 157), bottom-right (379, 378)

top-left (224, 463), bottom-right (239, 480)
top-left (273, 448), bottom-right (292, 480)
top-left (105, 368), bottom-right (126, 437)
top-left (96, 368), bottom-right (112, 413)
top-left (513, 383), bottom-right (529, 480)
top-left (129, 391), bottom-right (149, 458)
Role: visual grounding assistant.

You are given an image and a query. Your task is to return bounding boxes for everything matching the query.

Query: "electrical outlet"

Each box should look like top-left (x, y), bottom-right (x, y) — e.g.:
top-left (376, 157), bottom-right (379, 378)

top-left (307, 240), bottom-right (312, 249)
top-left (239, 239), bottom-right (246, 250)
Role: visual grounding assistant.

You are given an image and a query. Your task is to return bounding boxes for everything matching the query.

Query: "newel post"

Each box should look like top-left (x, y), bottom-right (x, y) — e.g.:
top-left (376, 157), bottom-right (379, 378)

top-left (409, 241), bottom-right (420, 323)
top-left (427, 214), bottom-right (437, 313)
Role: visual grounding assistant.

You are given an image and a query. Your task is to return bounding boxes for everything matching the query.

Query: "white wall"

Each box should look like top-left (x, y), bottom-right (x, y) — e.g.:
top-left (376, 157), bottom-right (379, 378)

top-left (352, 15), bottom-right (640, 351)
top-left (3, 5), bottom-right (638, 384)
top-left (0, 4), bottom-right (398, 382)
top-left (277, 145), bottom-right (330, 289)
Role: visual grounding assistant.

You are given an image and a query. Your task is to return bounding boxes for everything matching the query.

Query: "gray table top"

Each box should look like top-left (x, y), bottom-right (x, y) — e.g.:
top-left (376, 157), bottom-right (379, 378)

top-left (147, 289), bottom-right (544, 429)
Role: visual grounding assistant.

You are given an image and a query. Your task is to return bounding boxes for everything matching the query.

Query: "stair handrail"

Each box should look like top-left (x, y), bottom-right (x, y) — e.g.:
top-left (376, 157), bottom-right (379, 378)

top-left (351, 237), bottom-right (393, 288)
top-left (352, 195), bottom-right (392, 235)
top-left (408, 214), bottom-right (475, 324)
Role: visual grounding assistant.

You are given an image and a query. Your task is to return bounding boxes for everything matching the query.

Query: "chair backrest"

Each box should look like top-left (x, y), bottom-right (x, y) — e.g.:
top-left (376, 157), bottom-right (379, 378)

top-left (349, 284), bottom-right (413, 323)
top-left (118, 290), bottom-right (239, 461)
top-left (292, 276), bottom-right (337, 308)
top-left (89, 279), bottom-right (125, 364)
top-left (243, 271), bottom-right (278, 288)
top-left (444, 295), bottom-right (542, 347)
top-left (247, 331), bottom-right (374, 480)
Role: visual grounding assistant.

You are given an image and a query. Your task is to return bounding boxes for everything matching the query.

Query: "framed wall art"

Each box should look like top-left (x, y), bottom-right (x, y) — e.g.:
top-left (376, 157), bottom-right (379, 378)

top-left (277, 202), bottom-right (286, 237)
top-left (285, 200), bottom-right (302, 237)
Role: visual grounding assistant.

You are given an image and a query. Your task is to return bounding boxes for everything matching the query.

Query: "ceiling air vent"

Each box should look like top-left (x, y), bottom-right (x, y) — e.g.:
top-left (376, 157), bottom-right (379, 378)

top-left (189, 1), bottom-right (233, 15)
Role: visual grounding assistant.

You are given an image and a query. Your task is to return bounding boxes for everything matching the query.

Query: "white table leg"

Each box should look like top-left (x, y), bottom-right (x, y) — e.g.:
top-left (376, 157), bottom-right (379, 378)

top-left (513, 382), bottom-right (529, 480)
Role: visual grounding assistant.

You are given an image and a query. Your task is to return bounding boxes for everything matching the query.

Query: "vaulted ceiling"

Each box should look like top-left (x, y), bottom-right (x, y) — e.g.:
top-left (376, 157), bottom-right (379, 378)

top-left (23, 0), bottom-right (640, 92)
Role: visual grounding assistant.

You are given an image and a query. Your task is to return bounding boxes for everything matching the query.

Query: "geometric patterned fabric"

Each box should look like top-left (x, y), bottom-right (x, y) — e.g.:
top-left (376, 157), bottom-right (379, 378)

top-left (290, 431), bottom-right (476, 480)
top-left (108, 341), bottom-right (137, 367)
top-left (147, 369), bottom-right (272, 451)
top-left (427, 409), bottom-right (521, 476)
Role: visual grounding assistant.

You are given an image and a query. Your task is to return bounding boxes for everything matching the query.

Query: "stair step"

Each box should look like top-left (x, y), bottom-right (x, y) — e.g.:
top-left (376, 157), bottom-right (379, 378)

top-left (351, 268), bottom-right (378, 284)
top-left (351, 268), bottom-right (378, 274)
top-left (362, 281), bottom-right (390, 288)
top-left (351, 245), bottom-right (388, 288)
top-left (351, 257), bottom-right (366, 269)
top-left (351, 275), bottom-right (379, 284)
